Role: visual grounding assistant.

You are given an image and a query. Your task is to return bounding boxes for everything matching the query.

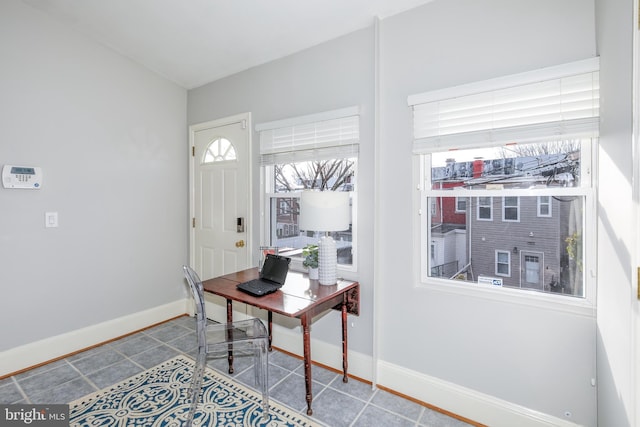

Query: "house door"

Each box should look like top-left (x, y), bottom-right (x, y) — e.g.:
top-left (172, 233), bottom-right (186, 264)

top-left (520, 251), bottom-right (543, 291)
top-left (190, 113), bottom-right (252, 279)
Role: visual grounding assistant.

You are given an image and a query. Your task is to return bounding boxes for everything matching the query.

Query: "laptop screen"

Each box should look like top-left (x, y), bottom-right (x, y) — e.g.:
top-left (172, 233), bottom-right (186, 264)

top-left (260, 254), bottom-right (291, 284)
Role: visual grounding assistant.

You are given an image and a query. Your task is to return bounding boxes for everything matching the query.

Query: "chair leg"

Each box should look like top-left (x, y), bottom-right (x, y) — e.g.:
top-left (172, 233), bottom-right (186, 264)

top-left (257, 340), bottom-right (269, 419)
top-left (186, 350), bottom-right (206, 427)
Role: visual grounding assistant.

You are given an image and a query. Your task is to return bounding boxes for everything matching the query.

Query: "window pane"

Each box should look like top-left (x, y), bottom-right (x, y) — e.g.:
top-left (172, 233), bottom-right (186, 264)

top-left (431, 140), bottom-right (582, 190)
top-left (267, 158), bottom-right (355, 267)
top-left (427, 195), bottom-right (584, 297)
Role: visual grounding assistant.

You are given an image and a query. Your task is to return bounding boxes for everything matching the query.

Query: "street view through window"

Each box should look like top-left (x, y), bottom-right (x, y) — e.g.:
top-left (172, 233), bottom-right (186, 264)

top-left (266, 158), bottom-right (355, 267)
top-left (425, 140), bottom-right (590, 298)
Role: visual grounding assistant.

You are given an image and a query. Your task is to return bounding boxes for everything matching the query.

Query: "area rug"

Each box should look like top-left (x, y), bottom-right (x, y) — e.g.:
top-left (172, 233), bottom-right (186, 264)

top-left (69, 354), bottom-right (321, 426)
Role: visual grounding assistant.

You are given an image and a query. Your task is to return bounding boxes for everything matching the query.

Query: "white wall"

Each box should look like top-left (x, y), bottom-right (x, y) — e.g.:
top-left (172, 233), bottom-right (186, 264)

top-left (0, 0), bottom-right (188, 372)
top-left (378, 0), bottom-right (598, 426)
top-left (594, 0), bottom-right (636, 425)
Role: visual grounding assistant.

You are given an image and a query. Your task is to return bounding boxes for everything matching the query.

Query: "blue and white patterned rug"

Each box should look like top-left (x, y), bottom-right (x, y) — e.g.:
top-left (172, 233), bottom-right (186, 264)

top-left (69, 355), bottom-right (321, 426)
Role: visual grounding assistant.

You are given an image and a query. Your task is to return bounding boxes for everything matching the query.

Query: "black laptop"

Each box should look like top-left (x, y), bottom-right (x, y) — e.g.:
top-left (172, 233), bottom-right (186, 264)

top-left (237, 254), bottom-right (291, 296)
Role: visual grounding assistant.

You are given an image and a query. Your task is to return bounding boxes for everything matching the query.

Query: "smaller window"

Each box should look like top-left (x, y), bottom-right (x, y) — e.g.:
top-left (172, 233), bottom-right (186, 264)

top-left (203, 137), bottom-right (237, 163)
top-left (455, 197), bottom-right (467, 213)
top-left (477, 197), bottom-right (492, 221)
top-left (503, 197), bottom-right (520, 222)
top-left (537, 196), bottom-right (552, 217)
top-left (496, 250), bottom-right (511, 277)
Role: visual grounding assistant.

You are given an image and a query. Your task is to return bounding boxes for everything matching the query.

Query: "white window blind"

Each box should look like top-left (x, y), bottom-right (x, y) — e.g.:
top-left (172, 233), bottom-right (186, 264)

top-left (257, 107), bottom-right (359, 165)
top-left (409, 58), bottom-right (600, 153)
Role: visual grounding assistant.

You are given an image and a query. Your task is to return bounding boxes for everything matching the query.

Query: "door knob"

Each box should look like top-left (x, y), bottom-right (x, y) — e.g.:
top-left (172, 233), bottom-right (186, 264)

top-left (235, 240), bottom-right (245, 248)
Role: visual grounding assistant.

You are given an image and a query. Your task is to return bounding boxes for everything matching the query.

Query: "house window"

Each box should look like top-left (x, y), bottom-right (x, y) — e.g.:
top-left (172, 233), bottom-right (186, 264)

top-left (496, 251), bottom-right (511, 276)
top-left (257, 107), bottom-right (359, 270)
top-left (477, 197), bottom-right (492, 221)
top-left (411, 58), bottom-right (599, 302)
top-left (455, 197), bottom-right (467, 213)
top-left (503, 197), bottom-right (520, 222)
top-left (538, 196), bottom-right (552, 217)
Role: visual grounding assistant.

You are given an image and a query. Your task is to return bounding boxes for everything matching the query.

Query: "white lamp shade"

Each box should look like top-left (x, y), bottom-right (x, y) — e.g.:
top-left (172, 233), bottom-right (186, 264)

top-left (299, 191), bottom-right (350, 232)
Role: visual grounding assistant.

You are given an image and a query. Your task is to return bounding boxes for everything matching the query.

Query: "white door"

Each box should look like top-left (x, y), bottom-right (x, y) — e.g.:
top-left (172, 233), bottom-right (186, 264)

top-left (520, 251), bottom-right (543, 291)
top-left (190, 113), bottom-right (251, 280)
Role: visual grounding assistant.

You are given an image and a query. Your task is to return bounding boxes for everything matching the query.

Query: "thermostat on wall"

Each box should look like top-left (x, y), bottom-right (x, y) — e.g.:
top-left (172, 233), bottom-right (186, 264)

top-left (2, 165), bottom-right (43, 189)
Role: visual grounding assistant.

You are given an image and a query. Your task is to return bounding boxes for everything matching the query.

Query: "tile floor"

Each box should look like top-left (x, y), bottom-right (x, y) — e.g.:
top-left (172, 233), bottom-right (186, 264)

top-left (0, 316), bottom-right (476, 427)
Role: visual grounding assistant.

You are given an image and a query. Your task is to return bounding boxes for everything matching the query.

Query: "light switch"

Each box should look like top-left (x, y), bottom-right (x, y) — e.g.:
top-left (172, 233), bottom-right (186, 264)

top-left (45, 212), bottom-right (58, 228)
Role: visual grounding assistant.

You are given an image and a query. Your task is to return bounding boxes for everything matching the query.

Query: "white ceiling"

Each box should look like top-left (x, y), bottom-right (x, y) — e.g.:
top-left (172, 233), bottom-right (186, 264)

top-left (22, 0), bottom-right (434, 89)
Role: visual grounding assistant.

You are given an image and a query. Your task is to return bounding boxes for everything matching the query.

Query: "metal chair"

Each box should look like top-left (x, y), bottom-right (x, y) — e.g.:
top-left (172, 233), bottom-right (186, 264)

top-left (182, 265), bottom-right (269, 426)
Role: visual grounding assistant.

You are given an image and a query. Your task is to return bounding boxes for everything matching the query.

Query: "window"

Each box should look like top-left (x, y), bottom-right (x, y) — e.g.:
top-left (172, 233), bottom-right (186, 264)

top-left (537, 196), bottom-right (552, 217)
top-left (496, 251), bottom-right (511, 276)
top-left (477, 197), bottom-right (492, 220)
top-left (455, 197), bottom-right (467, 213)
top-left (503, 197), bottom-right (520, 222)
top-left (257, 107), bottom-right (359, 270)
top-left (203, 137), bottom-right (236, 163)
top-left (411, 58), bottom-right (599, 301)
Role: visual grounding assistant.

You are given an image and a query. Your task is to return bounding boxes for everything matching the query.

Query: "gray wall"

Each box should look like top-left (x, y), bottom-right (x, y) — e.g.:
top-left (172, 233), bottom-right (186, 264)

top-left (379, 1), bottom-right (597, 423)
top-left (0, 0), bottom-right (188, 351)
top-left (188, 27), bottom-right (376, 356)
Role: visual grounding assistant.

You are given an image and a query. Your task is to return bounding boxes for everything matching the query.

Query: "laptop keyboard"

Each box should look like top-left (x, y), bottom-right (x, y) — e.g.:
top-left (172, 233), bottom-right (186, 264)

top-left (238, 279), bottom-right (279, 296)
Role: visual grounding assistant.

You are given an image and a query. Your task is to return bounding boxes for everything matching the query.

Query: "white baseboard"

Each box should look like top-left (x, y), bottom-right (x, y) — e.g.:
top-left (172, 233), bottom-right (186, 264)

top-left (376, 360), bottom-right (581, 427)
top-left (1, 299), bottom-right (188, 377)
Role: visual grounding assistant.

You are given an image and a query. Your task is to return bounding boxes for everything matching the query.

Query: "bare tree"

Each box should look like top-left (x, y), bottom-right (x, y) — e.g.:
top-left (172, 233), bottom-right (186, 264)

top-left (497, 140), bottom-right (580, 158)
top-left (275, 159), bottom-right (355, 192)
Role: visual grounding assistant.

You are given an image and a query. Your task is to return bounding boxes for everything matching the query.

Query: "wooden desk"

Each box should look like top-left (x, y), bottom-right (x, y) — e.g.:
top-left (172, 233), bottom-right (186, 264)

top-left (201, 268), bottom-right (360, 415)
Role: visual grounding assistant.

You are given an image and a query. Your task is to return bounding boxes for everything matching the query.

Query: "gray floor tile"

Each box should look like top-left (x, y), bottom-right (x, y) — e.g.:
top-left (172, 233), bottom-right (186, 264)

top-left (111, 334), bottom-right (161, 357)
top-left (328, 375), bottom-right (375, 402)
top-left (420, 408), bottom-right (475, 427)
top-left (29, 377), bottom-right (95, 404)
top-left (0, 381), bottom-right (24, 404)
top-left (144, 322), bottom-right (192, 342)
top-left (270, 372), bottom-right (325, 414)
top-left (16, 363), bottom-right (80, 397)
top-left (308, 387), bottom-right (366, 427)
top-left (371, 388), bottom-right (424, 421)
top-left (70, 348), bottom-right (125, 375)
top-left (129, 344), bottom-right (180, 369)
top-left (352, 404), bottom-right (417, 427)
top-left (86, 359), bottom-right (143, 389)
top-left (269, 350), bottom-right (304, 371)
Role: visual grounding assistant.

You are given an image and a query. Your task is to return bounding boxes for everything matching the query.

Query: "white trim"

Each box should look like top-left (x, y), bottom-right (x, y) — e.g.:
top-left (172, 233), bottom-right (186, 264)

top-left (408, 57), bottom-right (600, 106)
top-left (1, 300), bottom-right (188, 377)
top-left (377, 359), bottom-right (582, 427)
top-left (255, 106), bottom-right (360, 132)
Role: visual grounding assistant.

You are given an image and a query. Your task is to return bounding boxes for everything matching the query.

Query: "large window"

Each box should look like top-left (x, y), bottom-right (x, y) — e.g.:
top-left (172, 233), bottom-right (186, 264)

top-left (258, 108), bottom-right (358, 270)
top-left (410, 58), bottom-right (599, 301)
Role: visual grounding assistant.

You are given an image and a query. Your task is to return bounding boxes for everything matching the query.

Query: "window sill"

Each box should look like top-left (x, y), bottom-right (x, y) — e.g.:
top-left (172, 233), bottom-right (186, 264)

top-left (418, 277), bottom-right (596, 317)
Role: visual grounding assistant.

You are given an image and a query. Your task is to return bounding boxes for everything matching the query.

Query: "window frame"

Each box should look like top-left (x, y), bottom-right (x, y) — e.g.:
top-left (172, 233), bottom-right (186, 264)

top-left (415, 140), bottom-right (597, 312)
top-left (537, 196), bottom-right (552, 217)
top-left (477, 197), bottom-right (493, 221)
top-left (495, 250), bottom-right (511, 277)
top-left (502, 196), bottom-right (520, 222)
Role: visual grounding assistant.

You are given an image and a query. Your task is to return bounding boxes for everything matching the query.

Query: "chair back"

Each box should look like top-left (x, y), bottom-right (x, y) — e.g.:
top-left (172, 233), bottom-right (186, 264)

top-left (182, 266), bottom-right (207, 319)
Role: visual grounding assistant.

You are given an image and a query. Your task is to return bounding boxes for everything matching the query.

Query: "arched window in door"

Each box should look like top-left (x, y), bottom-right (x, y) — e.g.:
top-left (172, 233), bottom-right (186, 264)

top-left (203, 137), bottom-right (237, 163)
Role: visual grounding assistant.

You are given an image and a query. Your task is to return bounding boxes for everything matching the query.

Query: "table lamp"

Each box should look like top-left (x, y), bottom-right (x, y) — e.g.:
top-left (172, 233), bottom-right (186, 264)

top-left (299, 191), bottom-right (350, 285)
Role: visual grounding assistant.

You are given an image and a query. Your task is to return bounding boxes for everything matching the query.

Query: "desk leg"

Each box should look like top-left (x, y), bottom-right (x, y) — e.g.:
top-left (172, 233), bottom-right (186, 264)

top-left (268, 311), bottom-right (273, 351)
top-left (342, 302), bottom-right (349, 383)
top-left (226, 298), bottom-right (234, 374)
top-left (301, 314), bottom-right (313, 416)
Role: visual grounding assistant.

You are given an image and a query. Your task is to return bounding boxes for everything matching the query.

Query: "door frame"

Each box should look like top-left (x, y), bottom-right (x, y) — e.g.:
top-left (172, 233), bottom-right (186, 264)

top-left (188, 112), bottom-right (253, 272)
